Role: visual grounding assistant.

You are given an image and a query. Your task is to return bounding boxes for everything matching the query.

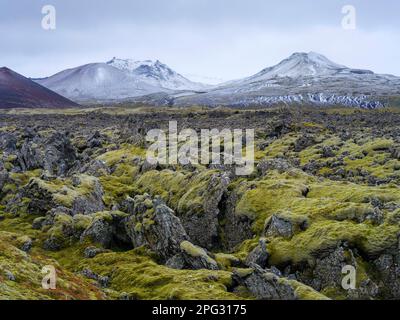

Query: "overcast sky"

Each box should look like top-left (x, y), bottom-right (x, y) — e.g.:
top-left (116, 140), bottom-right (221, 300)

top-left (1, 0), bottom-right (399, 83)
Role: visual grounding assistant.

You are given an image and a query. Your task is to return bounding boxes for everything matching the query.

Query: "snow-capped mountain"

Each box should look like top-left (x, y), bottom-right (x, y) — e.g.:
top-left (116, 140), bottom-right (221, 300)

top-left (107, 58), bottom-right (210, 91)
top-left (243, 52), bottom-right (349, 81)
top-left (173, 52), bottom-right (400, 109)
top-left (36, 59), bottom-right (209, 102)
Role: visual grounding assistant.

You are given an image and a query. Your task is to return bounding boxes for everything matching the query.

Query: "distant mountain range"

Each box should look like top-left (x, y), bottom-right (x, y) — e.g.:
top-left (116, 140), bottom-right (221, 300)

top-left (0, 67), bottom-right (78, 109)
top-left (1, 52), bottom-right (400, 109)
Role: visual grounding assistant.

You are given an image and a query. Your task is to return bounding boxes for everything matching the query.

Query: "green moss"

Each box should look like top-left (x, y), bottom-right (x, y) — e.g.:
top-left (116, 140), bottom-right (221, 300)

top-left (288, 280), bottom-right (330, 300)
top-left (97, 145), bottom-right (146, 167)
top-left (25, 174), bottom-right (101, 209)
top-left (72, 215), bottom-right (93, 233)
top-left (214, 253), bottom-right (240, 270)
top-left (78, 248), bottom-right (241, 300)
top-left (268, 220), bottom-right (399, 266)
top-left (233, 268), bottom-right (253, 278)
top-left (180, 241), bottom-right (208, 258)
top-left (233, 238), bottom-right (259, 261)
top-left (134, 169), bottom-right (221, 218)
top-left (0, 231), bottom-right (104, 300)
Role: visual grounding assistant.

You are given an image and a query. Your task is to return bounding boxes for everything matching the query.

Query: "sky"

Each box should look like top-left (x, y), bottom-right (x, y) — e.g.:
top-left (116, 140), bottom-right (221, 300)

top-left (0, 0), bottom-right (399, 84)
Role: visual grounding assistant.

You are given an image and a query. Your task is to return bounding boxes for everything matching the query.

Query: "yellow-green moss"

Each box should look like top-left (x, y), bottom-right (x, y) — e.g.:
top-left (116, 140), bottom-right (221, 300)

top-left (97, 145), bottom-right (146, 167)
top-left (0, 231), bottom-right (104, 300)
top-left (78, 247), bottom-right (241, 300)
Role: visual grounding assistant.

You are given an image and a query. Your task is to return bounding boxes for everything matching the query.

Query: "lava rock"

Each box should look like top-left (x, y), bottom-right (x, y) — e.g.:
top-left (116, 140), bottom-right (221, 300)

top-left (233, 264), bottom-right (297, 300)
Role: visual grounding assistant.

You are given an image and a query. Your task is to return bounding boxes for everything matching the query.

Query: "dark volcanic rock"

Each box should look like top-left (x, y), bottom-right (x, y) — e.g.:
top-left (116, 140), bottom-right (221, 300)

top-left (233, 264), bottom-right (297, 300)
top-left (0, 132), bottom-right (17, 152)
top-left (179, 241), bottom-right (219, 270)
top-left (179, 172), bottom-right (230, 250)
top-left (80, 211), bottom-right (128, 248)
top-left (245, 238), bottom-right (270, 269)
top-left (71, 177), bottom-right (105, 215)
top-left (43, 132), bottom-right (77, 176)
top-left (264, 214), bottom-right (295, 239)
top-left (125, 195), bottom-right (189, 261)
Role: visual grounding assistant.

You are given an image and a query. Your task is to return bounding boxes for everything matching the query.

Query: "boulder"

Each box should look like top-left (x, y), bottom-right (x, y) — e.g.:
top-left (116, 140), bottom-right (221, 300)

top-left (257, 158), bottom-right (291, 175)
top-left (233, 264), bottom-right (297, 300)
top-left (264, 214), bottom-right (295, 239)
top-left (84, 246), bottom-right (110, 258)
top-left (373, 242), bottom-right (400, 299)
top-left (80, 160), bottom-right (110, 177)
top-left (71, 176), bottom-right (106, 215)
top-left (0, 170), bottom-right (9, 192)
top-left (179, 241), bottom-right (219, 270)
top-left (179, 172), bottom-right (230, 250)
top-left (125, 195), bottom-right (189, 261)
top-left (80, 211), bottom-right (128, 248)
top-left (245, 238), bottom-right (269, 269)
top-left (0, 132), bottom-right (17, 152)
top-left (43, 132), bottom-right (77, 176)
top-left (293, 135), bottom-right (316, 152)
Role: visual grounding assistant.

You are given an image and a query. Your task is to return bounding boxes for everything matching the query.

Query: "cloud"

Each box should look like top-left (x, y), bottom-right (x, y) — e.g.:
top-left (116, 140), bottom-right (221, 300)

top-left (1, 0), bottom-right (399, 81)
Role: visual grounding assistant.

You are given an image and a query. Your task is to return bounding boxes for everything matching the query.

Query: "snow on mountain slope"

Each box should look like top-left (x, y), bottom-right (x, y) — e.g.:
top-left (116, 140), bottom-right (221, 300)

top-left (174, 52), bottom-right (400, 109)
top-left (36, 59), bottom-right (210, 103)
top-left (107, 58), bottom-right (210, 91)
top-left (36, 63), bottom-right (173, 102)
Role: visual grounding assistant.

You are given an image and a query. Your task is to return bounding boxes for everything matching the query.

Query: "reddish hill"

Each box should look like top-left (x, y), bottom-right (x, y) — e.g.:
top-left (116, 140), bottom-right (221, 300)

top-left (0, 67), bottom-right (79, 109)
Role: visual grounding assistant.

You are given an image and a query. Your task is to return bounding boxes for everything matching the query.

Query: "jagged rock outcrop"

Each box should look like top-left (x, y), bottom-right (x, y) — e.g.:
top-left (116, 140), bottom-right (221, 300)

top-left (233, 265), bottom-right (297, 300)
top-left (263, 213), bottom-right (309, 239)
top-left (245, 238), bottom-right (270, 269)
top-left (16, 132), bottom-right (77, 176)
top-left (124, 195), bottom-right (190, 261)
top-left (178, 241), bottom-right (219, 270)
top-left (43, 132), bottom-right (77, 176)
top-left (257, 158), bottom-right (292, 175)
top-left (264, 214), bottom-right (295, 238)
top-left (220, 184), bottom-right (254, 251)
top-left (80, 159), bottom-right (110, 177)
top-left (0, 132), bottom-right (17, 152)
top-left (294, 134), bottom-right (317, 152)
top-left (8, 178), bottom-right (56, 215)
top-left (179, 172), bottom-right (230, 250)
top-left (0, 170), bottom-right (9, 193)
top-left (71, 176), bottom-right (105, 215)
top-left (296, 246), bottom-right (379, 300)
top-left (373, 238), bottom-right (400, 299)
top-left (80, 211), bottom-right (128, 248)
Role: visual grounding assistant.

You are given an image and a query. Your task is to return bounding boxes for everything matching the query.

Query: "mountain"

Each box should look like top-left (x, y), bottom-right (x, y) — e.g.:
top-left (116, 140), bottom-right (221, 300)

top-left (107, 58), bottom-right (209, 91)
top-left (36, 63), bottom-right (165, 102)
top-left (174, 52), bottom-right (400, 109)
top-left (36, 59), bottom-right (209, 103)
top-left (0, 67), bottom-right (79, 109)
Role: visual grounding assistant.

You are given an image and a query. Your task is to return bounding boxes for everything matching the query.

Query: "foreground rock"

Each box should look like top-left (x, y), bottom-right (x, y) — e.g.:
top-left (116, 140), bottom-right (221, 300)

top-left (233, 265), bottom-right (297, 300)
top-left (124, 195), bottom-right (190, 261)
